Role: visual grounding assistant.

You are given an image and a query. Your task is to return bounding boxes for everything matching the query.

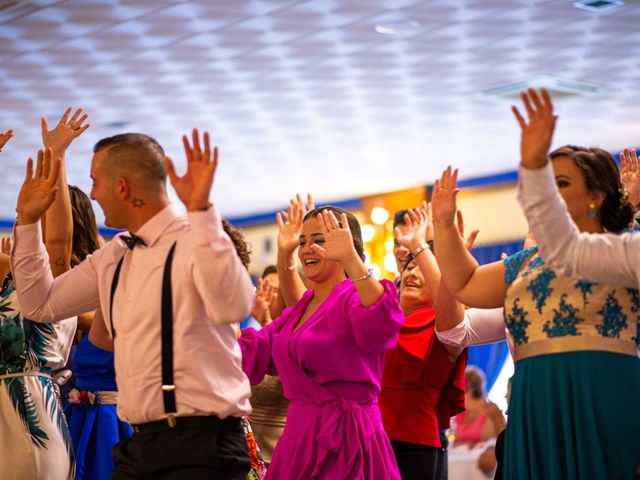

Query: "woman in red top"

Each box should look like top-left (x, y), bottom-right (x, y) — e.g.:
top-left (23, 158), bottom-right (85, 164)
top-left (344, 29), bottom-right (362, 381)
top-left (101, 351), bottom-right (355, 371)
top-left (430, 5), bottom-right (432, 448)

top-left (379, 203), bottom-right (470, 480)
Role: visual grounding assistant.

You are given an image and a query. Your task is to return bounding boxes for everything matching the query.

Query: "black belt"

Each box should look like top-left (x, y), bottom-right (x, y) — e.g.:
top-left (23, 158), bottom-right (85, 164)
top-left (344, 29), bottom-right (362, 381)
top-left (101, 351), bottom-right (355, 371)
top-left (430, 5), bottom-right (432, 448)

top-left (131, 415), bottom-right (238, 435)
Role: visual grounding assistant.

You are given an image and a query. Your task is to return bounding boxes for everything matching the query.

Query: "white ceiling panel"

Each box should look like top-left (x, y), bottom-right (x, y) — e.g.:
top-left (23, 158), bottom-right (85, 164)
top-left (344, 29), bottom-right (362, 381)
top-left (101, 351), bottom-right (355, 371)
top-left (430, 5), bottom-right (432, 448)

top-left (0, 0), bottom-right (639, 223)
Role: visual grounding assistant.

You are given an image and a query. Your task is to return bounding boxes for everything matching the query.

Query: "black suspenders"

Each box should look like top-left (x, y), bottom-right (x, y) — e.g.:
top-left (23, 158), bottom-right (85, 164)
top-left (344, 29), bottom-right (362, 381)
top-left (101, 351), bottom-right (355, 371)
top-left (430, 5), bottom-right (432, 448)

top-left (109, 241), bottom-right (179, 424)
top-left (161, 242), bottom-right (178, 423)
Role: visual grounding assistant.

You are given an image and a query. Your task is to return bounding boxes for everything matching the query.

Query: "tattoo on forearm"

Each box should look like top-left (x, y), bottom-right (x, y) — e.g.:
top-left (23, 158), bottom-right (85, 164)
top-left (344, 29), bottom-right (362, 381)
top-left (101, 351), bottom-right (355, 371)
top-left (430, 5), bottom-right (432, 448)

top-left (55, 258), bottom-right (65, 266)
top-left (132, 198), bottom-right (146, 208)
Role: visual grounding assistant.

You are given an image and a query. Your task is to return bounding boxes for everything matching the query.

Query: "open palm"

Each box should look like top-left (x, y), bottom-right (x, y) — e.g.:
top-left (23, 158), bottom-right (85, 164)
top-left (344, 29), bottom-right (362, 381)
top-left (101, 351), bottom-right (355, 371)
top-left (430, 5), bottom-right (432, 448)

top-left (16, 149), bottom-right (61, 224)
top-left (166, 129), bottom-right (218, 211)
top-left (431, 166), bottom-right (459, 227)
top-left (512, 88), bottom-right (557, 169)
top-left (621, 148), bottom-right (640, 206)
top-left (395, 202), bottom-right (430, 248)
top-left (41, 107), bottom-right (90, 153)
top-left (310, 210), bottom-right (356, 264)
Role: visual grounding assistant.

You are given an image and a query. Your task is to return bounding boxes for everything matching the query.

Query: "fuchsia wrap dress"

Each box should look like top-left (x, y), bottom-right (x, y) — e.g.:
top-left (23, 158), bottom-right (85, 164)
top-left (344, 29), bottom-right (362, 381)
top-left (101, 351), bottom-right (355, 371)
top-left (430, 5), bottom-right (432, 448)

top-left (240, 278), bottom-right (404, 479)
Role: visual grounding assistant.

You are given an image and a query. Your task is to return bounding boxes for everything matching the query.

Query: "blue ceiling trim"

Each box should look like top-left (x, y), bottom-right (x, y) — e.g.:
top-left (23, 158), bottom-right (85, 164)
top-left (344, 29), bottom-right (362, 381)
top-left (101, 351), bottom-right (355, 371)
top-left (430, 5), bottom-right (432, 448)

top-left (1, 145), bottom-right (635, 232)
top-left (227, 198), bottom-right (363, 227)
top-left (454, 170), bottom-right (519, 189)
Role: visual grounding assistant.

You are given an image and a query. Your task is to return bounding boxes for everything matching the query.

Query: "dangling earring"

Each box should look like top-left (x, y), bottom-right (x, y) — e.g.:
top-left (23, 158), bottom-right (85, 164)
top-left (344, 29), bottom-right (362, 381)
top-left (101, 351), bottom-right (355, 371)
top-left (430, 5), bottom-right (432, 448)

top-left (588, 202), bottom-right (597, 219)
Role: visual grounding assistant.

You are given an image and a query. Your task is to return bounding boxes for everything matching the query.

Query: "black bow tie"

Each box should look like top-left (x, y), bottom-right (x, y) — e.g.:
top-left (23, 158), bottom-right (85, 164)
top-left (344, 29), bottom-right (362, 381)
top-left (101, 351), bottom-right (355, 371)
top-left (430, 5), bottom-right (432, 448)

top-left (121, 234), bottom-right (147, 250)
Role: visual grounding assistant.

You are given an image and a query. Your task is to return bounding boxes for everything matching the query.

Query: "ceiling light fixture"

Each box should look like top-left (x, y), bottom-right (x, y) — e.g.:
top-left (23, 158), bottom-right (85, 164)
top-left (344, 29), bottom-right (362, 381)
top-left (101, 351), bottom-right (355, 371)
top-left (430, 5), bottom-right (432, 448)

top-left (374, 20), bottom-right (420, 36)
top-left (481, 75), bottom-right (609, 102)
top-left (573, 0), bottom-right (624, 12)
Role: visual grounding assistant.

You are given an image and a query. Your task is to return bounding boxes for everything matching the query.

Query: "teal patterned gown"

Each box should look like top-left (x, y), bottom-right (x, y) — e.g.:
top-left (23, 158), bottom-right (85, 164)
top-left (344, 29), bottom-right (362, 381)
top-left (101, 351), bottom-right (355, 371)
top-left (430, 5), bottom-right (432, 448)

top-left (502, 247), bottom-right (640, 480)
top-left (0, 274), bottom-right (75, 479)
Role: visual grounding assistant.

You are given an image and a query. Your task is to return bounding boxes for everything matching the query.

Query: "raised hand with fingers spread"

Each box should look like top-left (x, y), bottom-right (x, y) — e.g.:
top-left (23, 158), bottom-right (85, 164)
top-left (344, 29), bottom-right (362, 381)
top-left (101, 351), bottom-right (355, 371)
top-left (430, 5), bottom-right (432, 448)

top-left (0, 130), bottom-right (13, 152)
top-left (394, 201), bottom-right (431, 252)
top-left (41, 107), bottom-right (90, 154)
top-left (276, 199), bottom-right (305, 259)
top-left (620, 147), bottom-right (640, 208)
top-left (431, 166), bottom-right (459, 228)
top-left (16, 148), bottom-right (61, 225)
top-left (251, 278), bottom-right (278, 327)
top-left (456, 210), bottom-right (480, 251)
top-left (512, 88), bottom-right (557, 170)
top-left (276, 194), bottom-right (316, 307)
top-left (165, 129), bottom-right (218, 211)
top-left (310, 210), bottom-right (359, 265)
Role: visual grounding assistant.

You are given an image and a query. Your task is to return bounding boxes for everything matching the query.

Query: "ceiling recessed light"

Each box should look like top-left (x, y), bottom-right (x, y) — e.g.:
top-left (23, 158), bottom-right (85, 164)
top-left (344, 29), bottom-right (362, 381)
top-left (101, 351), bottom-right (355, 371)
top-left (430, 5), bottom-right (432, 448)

top-left (481, 75), bottom-right (610, 102)
top-left (573, 0), bottom-right (624, 12)
top-left (374, 20), bottom-right (420, 36)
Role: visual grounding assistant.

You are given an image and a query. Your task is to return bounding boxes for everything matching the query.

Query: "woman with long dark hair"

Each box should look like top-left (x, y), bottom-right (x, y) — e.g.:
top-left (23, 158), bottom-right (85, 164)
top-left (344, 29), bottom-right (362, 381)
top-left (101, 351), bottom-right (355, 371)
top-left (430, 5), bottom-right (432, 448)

top-left (64, 184), bottom-right (136, 480)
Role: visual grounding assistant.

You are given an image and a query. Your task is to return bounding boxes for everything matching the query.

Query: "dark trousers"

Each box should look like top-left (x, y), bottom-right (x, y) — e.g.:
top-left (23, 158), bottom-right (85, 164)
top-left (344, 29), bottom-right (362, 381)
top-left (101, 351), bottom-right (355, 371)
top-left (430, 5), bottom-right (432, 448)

top-left (111, 416), bottom-right (250, 480)
top-left (391, 436), bottom-right (448, 480)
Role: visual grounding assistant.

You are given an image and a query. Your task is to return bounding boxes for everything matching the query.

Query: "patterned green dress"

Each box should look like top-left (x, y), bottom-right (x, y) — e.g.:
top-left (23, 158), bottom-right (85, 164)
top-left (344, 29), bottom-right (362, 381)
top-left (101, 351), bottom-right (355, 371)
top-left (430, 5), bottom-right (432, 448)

top-left (502, 247), bottom-right (640, 479)
top-left (0, 274), bottom-right (75, 479)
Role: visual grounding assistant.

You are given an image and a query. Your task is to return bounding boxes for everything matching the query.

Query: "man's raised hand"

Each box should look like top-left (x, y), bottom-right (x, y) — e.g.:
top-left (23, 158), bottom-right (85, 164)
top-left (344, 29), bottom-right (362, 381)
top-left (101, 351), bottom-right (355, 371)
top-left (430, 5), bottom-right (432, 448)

top-left (166, 129), bottom-right (218, 211)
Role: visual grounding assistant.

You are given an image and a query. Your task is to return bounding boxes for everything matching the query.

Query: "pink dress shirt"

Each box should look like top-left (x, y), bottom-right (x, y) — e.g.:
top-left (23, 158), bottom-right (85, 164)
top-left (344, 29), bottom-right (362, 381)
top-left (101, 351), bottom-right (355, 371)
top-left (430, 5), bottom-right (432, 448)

top-left (11, 204), bottom-right (254, 424)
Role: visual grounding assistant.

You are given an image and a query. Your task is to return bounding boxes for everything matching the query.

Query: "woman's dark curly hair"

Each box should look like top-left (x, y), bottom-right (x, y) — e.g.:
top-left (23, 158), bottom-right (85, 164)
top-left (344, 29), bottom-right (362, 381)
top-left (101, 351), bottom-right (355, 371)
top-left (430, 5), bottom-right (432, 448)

top-left (550, 145), bottom-right (634, 232)
top-left (68, 185), bottom-right (100, 266)
top-left (222, 220), bottom-right (251, 269)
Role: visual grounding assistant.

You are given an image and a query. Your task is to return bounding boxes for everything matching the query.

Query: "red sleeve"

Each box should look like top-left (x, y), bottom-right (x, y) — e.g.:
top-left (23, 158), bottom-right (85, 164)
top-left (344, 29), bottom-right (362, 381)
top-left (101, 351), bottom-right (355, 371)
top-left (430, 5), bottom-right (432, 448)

top-left (437, 348), bottom-right (468, 429)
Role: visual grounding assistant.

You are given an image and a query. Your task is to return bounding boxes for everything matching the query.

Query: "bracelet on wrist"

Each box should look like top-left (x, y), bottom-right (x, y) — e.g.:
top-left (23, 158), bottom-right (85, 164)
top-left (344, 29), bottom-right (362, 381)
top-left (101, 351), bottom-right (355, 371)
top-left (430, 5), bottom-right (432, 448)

top-left (411, 242), bottom-right (430, 258)
top-left (352, 268), bottom-right (374, 282)
top-left (277, 263), bottom-right (296, 271)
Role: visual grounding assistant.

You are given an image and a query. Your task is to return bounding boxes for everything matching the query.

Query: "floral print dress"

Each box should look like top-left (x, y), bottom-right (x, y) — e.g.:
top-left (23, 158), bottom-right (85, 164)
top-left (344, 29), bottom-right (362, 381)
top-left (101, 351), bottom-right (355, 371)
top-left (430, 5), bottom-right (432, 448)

top-left (0, 274), bottom-right (76, 479)
top-left (502, 247), bottom-right (640, 480)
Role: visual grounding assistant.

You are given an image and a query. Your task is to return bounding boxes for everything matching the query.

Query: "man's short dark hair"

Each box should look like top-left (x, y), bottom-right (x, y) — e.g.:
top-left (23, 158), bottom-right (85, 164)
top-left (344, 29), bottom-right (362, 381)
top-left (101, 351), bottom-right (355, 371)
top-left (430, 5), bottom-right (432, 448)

top-left (93, 133), bottom-right (167, 192)
top-left (393, 210), bottom-right (409, 228)
top-left (262, 265), bottom-right (277, 278)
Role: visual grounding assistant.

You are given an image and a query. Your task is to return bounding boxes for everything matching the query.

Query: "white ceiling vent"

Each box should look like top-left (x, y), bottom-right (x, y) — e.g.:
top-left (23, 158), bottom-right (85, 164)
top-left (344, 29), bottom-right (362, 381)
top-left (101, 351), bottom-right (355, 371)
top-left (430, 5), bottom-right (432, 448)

top-left (481, 75), bottom-right (609, 102)
top-left (573, 0), bottom-right (624, 12)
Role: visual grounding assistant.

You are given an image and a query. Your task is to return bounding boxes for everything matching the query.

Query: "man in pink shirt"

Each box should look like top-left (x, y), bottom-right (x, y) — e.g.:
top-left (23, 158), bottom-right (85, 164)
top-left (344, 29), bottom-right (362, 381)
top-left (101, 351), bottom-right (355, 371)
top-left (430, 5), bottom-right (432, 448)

top-left (11, 129), bottom-right (255, 479)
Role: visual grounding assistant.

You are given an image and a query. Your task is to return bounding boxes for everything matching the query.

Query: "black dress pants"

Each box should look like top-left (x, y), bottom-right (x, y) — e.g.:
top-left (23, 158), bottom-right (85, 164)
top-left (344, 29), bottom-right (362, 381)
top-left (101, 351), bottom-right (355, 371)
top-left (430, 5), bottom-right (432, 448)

top-left (391, 437), bottom-right (448, 480)
top-left (111, 416), bottom-right (250, 480)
